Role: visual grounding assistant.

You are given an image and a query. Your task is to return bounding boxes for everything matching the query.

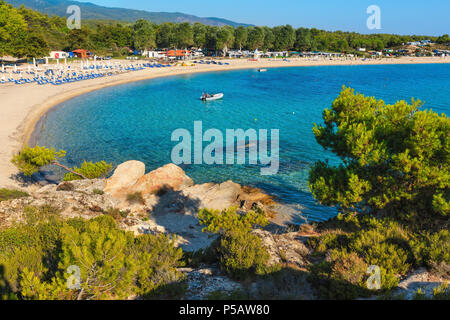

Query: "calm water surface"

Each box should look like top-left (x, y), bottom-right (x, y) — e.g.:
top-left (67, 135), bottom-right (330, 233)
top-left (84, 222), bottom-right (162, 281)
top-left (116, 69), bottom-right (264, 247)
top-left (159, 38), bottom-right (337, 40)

top-left (36, 64), bottom-right (450, 223)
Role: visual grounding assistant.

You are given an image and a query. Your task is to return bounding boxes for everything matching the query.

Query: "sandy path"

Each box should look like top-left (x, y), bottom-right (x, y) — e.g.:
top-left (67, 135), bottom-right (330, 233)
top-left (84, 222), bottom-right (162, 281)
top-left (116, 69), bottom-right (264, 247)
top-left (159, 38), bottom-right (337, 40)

top-left (0, 56), bottom-right (449, 189)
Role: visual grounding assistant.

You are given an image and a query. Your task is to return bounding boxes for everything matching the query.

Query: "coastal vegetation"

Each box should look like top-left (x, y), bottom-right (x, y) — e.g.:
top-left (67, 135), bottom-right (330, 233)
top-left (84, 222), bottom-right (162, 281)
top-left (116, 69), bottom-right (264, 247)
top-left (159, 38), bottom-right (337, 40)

top-left (306, 87), bottom-right (449, 299)
top-left (1, 0), bottom-right (448, 59)
top-left (12, 145), bottom-right (112, 181)
top-left (0, 188), bottom-right (29, 202)
top-left (309, 86), bottom-right (449, 230)
top-left (199, 208), bottom-right (275, 280)
top-left (0, 58), bottom-right (448, 300)
top-left (0, 213), bottom-right (185, 300)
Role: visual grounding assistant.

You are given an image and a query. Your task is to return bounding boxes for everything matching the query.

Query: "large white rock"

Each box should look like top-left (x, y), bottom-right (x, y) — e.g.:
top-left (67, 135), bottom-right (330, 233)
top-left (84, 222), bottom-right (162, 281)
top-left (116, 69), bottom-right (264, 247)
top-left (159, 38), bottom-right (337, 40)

top-left (104, 160), bottom-right (146, 196)
top-left (132, 163), bottom-right (194, 195)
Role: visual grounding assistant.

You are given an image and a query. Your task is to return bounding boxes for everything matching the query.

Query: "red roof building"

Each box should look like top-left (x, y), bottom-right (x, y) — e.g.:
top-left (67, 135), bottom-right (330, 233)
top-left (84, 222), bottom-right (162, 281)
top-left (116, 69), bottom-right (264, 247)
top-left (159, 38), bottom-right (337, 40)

top-left (72, 49), bottom-right (89, 59)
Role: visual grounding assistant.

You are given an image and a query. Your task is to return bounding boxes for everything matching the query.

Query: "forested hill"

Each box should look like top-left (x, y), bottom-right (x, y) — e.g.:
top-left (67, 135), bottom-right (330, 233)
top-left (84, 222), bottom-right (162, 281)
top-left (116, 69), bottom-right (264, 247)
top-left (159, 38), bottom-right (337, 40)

top-left (6, 0), bottom-right (252, 27)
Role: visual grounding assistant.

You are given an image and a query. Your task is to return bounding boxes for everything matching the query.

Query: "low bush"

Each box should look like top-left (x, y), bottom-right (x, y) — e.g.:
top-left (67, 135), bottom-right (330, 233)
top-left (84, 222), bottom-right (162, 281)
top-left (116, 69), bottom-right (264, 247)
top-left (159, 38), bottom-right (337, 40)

top-left (93, 189), bottom-right (104, 195)
top-left (307, 215), bottom-right (423, 299)
top-left (0, 214), bottom-right (185, 300)
top-left (0, 189), bottom-right (29, 202)
top-left (410, 230), bottom-right (450, 277)
top-left (63, 161), bottom-right (112, 181)
top-left (199, 208), bottom-right (273, 280)
top-left (104, 208), bottom-right (130, 221)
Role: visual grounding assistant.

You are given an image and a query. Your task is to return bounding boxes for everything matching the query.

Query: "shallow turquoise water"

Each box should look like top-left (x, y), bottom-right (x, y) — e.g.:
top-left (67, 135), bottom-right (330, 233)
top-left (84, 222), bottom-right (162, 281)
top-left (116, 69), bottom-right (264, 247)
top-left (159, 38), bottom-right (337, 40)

top-left (36, 64), bottom-right (450, 223)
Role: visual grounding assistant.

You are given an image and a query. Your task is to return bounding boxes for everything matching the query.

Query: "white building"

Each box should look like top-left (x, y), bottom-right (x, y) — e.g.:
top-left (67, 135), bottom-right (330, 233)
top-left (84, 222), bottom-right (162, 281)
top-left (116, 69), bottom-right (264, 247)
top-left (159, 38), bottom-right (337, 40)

top-left (142, 50), bottom-right (166, 59)
top-left (49, 51), bottom-right (68, 59)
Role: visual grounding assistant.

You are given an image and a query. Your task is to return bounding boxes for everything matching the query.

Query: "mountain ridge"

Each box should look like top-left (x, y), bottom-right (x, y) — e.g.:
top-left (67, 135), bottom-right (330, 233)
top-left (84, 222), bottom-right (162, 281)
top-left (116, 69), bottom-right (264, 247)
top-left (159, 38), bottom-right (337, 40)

top-left (6, 0), bottom-right (253, 27)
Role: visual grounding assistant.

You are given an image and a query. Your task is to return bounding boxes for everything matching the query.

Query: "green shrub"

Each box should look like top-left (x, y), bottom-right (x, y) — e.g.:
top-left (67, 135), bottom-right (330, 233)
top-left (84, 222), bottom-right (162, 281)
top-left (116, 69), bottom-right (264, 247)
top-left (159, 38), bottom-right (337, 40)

top-left (93, 189), bottom-right (104, 195)
top-left (133, 233), bottom-right (185, 299)
top-left (0, 214), bottom-right (185, 300)
top-left (199, 207), bottom-right (268, 234)
top-left (63, 161), bottom-right (112, 181)
top-left (0, 189), bottom-right (29, 202)
top-left (411, 230), bottom-right (450, 276)
top-left (309, 86), bottom-right (450, 228)
top-left (11, 146), bottom-right (66, 177)
top-left (104, 208), bottom-right (130, 221)
top-left (309, 249), bottom-right (369, 300)
top-left (218, 229), bottom-right (272, 280)
top-left (23, 205), bottom-right (60, 225)
top-left (308, 230), bottom-right (349, 256)
top-left (199, 208), bottom-right (273, 280)
top-left (348, 221), bottom-right (413, 276)
top-left (308, 217), bottom-right (411, 298)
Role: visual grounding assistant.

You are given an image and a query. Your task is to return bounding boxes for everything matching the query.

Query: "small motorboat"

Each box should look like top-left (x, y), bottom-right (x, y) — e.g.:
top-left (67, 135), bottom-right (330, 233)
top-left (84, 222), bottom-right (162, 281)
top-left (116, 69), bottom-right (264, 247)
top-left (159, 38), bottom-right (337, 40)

top-left (200, 93), bottom-right (224, 101)
top-left (258, 68), bottom-right (267, 72)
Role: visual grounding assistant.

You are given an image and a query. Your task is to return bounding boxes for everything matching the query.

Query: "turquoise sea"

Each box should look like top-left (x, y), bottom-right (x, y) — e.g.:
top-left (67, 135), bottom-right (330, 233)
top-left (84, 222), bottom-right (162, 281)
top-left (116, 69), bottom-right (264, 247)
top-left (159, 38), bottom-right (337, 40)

top-left (35, 64), bottom-right (450, 223)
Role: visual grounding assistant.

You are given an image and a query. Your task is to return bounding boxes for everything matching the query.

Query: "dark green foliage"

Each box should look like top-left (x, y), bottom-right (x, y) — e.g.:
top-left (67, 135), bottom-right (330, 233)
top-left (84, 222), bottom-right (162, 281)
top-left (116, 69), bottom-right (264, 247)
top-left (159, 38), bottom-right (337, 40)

top-left (11, 146), bottom-right (66, 177)
top-left (410, 230), bottom-right (450, 276)
top-left (0, 189), bottom-right (29, 202)
top-left (199, 208), bottom-right (273, 280)
top-left (308, 214), bottom-right (450, 299)
top-left (0, 213), bottom-right (185, 300)
top-left (309, 87), bottom-right (449, 229)
top-left (93, 189), bottom-right (104, 195)
top-left (63, 161), bottom-right (112, 181)
top-left (309, 249), bottom-right (372, 300)
top-left (12, 145), bottom-right (111, 182)
top-left (104, 208), bottom-right (130, 221)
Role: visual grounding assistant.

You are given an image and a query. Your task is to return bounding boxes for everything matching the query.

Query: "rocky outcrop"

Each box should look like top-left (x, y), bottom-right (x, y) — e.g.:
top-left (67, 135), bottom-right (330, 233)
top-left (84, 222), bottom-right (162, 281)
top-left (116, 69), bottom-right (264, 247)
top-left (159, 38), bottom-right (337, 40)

top-left (181, 268), bottom-right (242, 300)
top-left (394, 268), bottom-right (448, 300)
top-left (252, 229), bottom-right (311, 269)
top-left (104, 161), bottom-right (193, 200)
top-left (0, 161), bottom-right (276, 252)
top-left (133, 164), bottom-right (194, 194)
top-left (104, 160), bottom-right (146, 197)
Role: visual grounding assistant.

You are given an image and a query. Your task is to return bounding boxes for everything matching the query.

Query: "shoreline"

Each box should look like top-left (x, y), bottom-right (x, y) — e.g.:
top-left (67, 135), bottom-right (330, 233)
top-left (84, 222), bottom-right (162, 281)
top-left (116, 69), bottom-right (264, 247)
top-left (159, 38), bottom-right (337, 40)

top-left (1, 56), bottom-right (449, 189)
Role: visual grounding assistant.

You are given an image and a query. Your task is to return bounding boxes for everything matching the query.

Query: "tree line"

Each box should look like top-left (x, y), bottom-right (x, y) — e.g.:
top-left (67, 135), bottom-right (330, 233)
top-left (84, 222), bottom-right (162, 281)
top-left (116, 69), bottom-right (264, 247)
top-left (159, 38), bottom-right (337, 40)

top-left (1, 0), bottom-right (448, 58)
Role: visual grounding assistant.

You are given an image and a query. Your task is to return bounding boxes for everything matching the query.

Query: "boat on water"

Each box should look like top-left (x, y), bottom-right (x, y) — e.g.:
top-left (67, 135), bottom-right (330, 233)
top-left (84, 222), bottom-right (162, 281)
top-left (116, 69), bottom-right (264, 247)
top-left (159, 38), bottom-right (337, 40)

top-left (200, 93), bottom-right (224, 101)
top-left (258, 68), bottom-right (267, 72)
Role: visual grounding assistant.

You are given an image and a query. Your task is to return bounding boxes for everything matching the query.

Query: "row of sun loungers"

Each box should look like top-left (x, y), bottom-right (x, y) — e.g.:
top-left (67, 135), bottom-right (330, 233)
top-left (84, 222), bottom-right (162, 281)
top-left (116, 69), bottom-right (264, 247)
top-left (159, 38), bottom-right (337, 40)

top-left (194, 60), bottom-right (230, 66)
top-left (0, 63), bottom-right (177, 86)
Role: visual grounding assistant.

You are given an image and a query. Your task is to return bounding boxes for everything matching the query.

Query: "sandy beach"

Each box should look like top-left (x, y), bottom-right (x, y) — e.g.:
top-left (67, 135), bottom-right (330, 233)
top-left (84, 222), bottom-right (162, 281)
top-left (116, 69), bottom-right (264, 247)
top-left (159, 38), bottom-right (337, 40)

top-left (0, 56), bottom-right (449, 189)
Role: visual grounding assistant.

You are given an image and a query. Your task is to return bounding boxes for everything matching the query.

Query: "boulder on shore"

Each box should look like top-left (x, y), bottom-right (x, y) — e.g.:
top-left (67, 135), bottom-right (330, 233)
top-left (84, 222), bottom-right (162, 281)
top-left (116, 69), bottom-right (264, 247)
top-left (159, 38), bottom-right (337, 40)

top-left (104, 160), bottom-right (146, 197)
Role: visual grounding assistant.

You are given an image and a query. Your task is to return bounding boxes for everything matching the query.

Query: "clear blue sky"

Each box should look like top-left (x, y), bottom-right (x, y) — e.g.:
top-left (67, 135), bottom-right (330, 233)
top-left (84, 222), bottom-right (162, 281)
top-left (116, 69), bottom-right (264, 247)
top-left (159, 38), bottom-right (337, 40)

top-left (79, 0), bottom-right (449, 36)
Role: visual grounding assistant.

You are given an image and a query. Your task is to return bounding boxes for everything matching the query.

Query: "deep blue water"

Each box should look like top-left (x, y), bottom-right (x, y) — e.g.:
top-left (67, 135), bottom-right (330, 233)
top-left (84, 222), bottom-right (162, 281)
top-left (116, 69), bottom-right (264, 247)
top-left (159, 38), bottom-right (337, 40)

top-left (36, 64), bottom-right (450, 223)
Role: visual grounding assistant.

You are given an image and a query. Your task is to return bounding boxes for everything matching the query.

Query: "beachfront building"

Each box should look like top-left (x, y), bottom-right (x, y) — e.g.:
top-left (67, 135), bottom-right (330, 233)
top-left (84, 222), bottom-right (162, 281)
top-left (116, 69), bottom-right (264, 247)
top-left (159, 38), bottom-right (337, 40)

top-left (49, 51), bottom-right (69, 59)
top-left (142, 50), bottom-right (166, 59)
top-left (166, 49), bottom-right (191, 60)
top-left (72, 49), bottom-right (89, 59)
top-left (226, 50), bottom-right (250, 58)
